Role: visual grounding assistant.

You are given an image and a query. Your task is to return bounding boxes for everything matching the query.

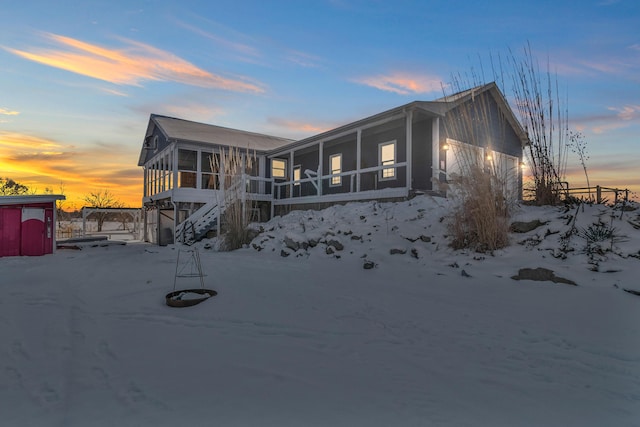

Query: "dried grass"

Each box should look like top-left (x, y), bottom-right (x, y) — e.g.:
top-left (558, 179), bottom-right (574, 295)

top-left (213, 147), bottom-right (257, 251)
top-left (442, 78), bottom-right (513, 252)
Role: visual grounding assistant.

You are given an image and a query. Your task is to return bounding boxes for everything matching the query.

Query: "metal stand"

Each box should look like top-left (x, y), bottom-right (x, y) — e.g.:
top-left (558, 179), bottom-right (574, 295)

top-left (173, 247), bottom-right (205, 291)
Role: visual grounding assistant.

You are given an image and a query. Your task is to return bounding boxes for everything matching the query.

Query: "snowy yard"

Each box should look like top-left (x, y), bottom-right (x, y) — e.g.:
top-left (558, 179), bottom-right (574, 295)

top-left (2, 196), bottom-right (639, 426)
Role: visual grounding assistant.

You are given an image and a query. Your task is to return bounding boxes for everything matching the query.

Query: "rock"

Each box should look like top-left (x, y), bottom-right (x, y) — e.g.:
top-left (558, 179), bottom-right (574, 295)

top-left (389, 248), bottom-right (406, 255)
top-left (284, 234), bottom-right (302, 251)
top-left (511, 267), bottom-right (577, 286)
top-left (510, 219), bottom-right (547, 233)
top-left (326, 238), bottom-right (344, 251)
top-left (461, 269), bottom-right (471, 278)
top-left (326, 246), bottom-right (335, 255)
top-left (280, 249), bottom-right (290, 257)
top-left (420, 235), bottom-right (432, 243)
top-left (363, 260), bottom-right (376, 269)
top-left (251, 243), bottom-right (263, 251)
top-left (410, 248), bottom-right (419, 259)
top-left (351, 235), bottom-right (362, 241)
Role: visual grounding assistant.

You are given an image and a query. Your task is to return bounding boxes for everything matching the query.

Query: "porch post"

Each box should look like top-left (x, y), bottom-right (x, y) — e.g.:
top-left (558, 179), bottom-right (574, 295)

top-left (432, 117), bottom-right (440, 185)
top-left (318, 141), bottom-right (324, 196)
top-left (289, 150), bottom-right (294, 197)
top-left (406, 110), bottom-right (413, 192)
top-left (356, 129), bottom-right (362, 192)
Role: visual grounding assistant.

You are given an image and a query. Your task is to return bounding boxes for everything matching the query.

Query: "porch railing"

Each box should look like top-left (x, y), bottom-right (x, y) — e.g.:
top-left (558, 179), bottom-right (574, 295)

top-left (272, 162), bottom-right (408, 201)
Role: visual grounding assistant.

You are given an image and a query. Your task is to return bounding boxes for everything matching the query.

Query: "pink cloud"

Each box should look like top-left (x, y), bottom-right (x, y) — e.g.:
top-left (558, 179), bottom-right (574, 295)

top-left (5, 32), bottom-right (265, 93)
top-left (353, 72), bottom-right (444, 95)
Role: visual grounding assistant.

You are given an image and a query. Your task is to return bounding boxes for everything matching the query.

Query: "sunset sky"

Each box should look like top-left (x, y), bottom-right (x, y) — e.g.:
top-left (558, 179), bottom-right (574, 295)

top-left (1, 0), bottom-right (638, 208)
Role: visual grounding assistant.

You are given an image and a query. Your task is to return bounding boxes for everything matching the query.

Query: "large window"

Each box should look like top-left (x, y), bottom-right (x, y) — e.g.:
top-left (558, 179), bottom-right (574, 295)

top-left (178, 149), bottom-right (197, 188)
top-left (272, 158), bottom-right (287, 179)
top-left (201, 152), bottom-right (219, 189)
top-left (379, 141), bottom-right (396, 180)
top-left (330, 153), bottom-right (342, 186)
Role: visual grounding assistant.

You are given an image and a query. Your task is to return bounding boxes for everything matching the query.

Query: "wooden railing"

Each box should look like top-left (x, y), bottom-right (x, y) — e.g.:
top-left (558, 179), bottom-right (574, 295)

top-left (525, 183), bottom-right (630, 204)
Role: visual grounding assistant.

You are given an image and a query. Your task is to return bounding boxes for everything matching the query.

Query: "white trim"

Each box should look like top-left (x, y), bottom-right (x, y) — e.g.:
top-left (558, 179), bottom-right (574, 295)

top-left (273, 187), bottom-right (408, 206)
top-left (432, 117), bottom-right (440, 182)
top-left (356, 129), bottom-right (362, 192)
top-left (0, 195), bottom-right (65, 205)
top-left (405, 110), bottom-right (412, 190)
top-left (378, 140), bottom-right (397, 181)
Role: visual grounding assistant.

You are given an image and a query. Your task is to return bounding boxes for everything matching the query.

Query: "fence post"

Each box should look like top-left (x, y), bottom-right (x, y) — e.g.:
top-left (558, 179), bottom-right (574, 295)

top-left (596, 185), bottom-right (602, 204)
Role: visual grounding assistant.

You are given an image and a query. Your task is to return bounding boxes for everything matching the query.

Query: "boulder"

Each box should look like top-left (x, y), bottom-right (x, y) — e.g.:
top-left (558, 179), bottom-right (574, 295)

top-left (363, 260), bottom-right (376, 269)
top-left (510, 219), bottom-right (547, 233)
top-left (511, 267), bottom-right (577, 286)
top-left (326, 238), bottom-right (344, 251)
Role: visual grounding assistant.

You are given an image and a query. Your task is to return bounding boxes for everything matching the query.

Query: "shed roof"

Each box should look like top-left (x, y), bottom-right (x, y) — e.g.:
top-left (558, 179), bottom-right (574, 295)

top-left (0, 195), bottom-right (65, 206)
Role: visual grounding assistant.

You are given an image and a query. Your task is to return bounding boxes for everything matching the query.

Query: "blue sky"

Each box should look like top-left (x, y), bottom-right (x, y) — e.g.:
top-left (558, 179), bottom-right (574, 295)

top-left (1, 0), bottom-right (638, 206)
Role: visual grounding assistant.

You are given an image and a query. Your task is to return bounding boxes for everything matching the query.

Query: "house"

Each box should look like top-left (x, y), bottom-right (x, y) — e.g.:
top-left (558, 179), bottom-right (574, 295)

top-left (0, 195), bottom-right (65, 257)
top-left (138, 82), bottom-right (527, 245)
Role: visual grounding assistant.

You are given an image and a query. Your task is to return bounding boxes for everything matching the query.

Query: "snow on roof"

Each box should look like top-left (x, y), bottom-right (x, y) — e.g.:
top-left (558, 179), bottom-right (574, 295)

top-left (152, 115), bottom-right (294, 152)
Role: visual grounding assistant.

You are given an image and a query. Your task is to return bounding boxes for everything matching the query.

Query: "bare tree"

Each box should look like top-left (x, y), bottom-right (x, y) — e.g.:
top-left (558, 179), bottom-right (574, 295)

top-left (0, 177), bottom-right (30, 195)
top-left (507, 43), bottom-right (569, 204)
top-left (83, 189), bottom-right (120, 232)
top-left (568, 130), bottom-right (591, 200)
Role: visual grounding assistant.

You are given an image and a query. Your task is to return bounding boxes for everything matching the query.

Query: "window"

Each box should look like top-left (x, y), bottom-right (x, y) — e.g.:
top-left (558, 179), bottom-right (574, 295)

top-left (330, 153), bottom-right (342, 186)
top-left (379, 141), bottom-right (396, 180)
top-left (272, 158), bottom-right (286, 179)
top-left (293, 166), bottom-right (301, 186)
top-left (178, 149), bottom-right (197, 188)
top-left (201, 152), bottom-right (219, 189)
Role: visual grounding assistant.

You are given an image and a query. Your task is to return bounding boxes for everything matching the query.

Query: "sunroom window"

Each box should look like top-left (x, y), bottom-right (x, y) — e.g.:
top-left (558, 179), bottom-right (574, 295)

top-left (178, 149), bottom-right (197, 188)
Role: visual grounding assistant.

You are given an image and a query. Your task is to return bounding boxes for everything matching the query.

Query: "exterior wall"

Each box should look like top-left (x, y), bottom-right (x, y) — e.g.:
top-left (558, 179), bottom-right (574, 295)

top-left (441, 92), bottom-right (522, 157)
top-left (292, 148), bottom-right (320, 197)
top-left (411, 113), bottom-right (434, 191)
top-left (0, 202), bottom-right (56, 257)
top-left (438, 92), bottom-right (523, 197)
top-left (322, 132), bottom-right (357, 195)
top-left (360, 117), bottom-right (406, 191)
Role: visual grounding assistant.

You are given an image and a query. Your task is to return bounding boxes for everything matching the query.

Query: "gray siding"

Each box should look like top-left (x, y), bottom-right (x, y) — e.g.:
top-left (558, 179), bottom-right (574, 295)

top-left (411, 114), bottom-right (434, 191)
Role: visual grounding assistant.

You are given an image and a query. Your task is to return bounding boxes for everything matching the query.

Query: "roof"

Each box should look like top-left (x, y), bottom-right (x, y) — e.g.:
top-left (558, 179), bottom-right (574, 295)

top-left (0, 195), bottom-right (66, 205)
top-left (139, 82), bottom-right (527, 163)
top-left (270, 82), bottom-right (528, 154)
top-left (151, 115), bottom-right (294, 151)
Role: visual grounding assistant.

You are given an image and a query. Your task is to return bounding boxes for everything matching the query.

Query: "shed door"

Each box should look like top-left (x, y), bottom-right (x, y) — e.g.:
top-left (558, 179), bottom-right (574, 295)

top-left (0, 208), bottom-right (21, 257)
top-left (21, 208), bottom-right (45, 256)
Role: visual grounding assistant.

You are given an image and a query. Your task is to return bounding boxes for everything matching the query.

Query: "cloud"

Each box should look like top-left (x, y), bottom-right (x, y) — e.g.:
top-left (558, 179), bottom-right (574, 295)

top-left (267, 117), bottom-right (331, 134)
top-left (177, 21), bottom-right (261, 62)
top-left (0, 131), bottom-right (143, 206)
top-left (5, 32), bottom-right (265, 93)
top-left (608, 105), bottom-right (640, 121)
top-left (571, 104), bottom-right (640, 134)
top-left (353, 72), bottom-right (443, 95)
top-left (0, 108), bottom-right (19, 116)
top-left (99, 87), bottom-right (129, 97)
top-left (285, 50), bottom-right (323, 68)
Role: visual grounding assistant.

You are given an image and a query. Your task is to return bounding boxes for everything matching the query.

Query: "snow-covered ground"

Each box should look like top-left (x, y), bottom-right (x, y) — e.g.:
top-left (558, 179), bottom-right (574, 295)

top-left (2, 195), bottom-right (639, 426)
